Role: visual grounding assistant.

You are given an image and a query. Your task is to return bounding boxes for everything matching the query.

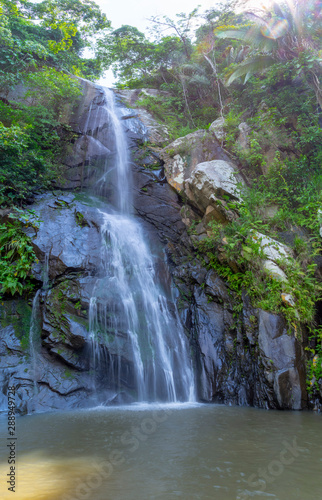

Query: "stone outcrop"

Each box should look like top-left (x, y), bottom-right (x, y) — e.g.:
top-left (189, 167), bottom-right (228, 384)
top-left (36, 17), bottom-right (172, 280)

top-left (171, 260), bottom-right (306, 410)
top-left (160, 130), bottom-right (232, 193)
top-left (185, 160), bottom-right (243, 211)
top-left (28, 193), bottom-right (103, 280)
top-left (209, 117), bottom-right (226, 141)
top-left (250, 231), bottom-right (293, 284)
top-left (237, 122), bottom-right (251, 149)
top-left (184, 160), bottom-right (244, 223)
top-left (251, 231), bottom-right (292, 262)
top-left (131, 145), bottom-right (307, 409)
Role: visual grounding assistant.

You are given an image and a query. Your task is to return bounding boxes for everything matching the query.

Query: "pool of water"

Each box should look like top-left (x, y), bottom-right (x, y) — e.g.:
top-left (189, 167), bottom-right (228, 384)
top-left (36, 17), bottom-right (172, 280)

top-left (0, 404), bottom-right (321, 499)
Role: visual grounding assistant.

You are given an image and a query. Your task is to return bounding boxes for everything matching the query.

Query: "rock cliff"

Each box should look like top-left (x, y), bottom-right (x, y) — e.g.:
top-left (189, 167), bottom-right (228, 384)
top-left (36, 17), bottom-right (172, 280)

top-left (0, 81), bottom-right (311, 413)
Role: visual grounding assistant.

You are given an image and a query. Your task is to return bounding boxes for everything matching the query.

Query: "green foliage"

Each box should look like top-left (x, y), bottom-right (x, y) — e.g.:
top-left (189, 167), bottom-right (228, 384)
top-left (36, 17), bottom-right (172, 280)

top-left (0, 0), bottom-right (109, 94)
top-left (0, 300), bottom-right (32, 350)
top-left (0, 109), bottom-right (75, 207)
top-left (33, 0), bottom-right (110, 42)
top-left (221, 58), bottom-right (322, 253)
top-left (0, 1), bottom-right (110, 204)
top-left (135, 92), bottom-right (196, 140)
top-left (0, 122), bottom-right (48, 205)
top-left (97, 25), bottom-right (156, 81)
top-left (214, 0), bottom-right (322, 107)
top-left (74, 210), bottom-right (89, 227)
top-left (0, 210), bottom-right (39, 298)
top-left (198, 231), bottom-right (320, 332)
top-left (98, 11), bottom-right (198, 84)
top-left (223, 109), bottom-right (243, 147)
top-left (0, 66), bottom-right (81, 206)
top-left (25, 67), bottom-right (82, 120)
top-left (62, 368), bottom-right (74, 379)
top-left (306, 326), bottom-right (322, 393)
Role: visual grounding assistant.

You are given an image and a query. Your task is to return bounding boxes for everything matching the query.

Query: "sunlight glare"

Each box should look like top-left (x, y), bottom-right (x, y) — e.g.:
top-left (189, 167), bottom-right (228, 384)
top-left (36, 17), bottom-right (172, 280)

top-left (0, 451), bottom-right (103, 500)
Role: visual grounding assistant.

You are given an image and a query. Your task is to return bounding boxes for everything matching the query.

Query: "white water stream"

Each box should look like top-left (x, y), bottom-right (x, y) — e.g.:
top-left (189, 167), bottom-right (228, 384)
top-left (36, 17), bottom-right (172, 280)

top-left (85, 88), bottom-right (195, 402)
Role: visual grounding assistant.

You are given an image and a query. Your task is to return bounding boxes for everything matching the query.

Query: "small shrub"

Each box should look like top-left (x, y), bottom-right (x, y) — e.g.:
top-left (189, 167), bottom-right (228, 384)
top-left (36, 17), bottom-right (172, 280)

top-left (0, 210), bottom-right (40, 297)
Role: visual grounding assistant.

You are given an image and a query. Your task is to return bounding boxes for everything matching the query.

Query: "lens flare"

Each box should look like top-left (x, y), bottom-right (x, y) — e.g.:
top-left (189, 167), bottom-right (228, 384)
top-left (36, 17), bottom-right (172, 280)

top-left (261, 17), bottom-right (289, 39)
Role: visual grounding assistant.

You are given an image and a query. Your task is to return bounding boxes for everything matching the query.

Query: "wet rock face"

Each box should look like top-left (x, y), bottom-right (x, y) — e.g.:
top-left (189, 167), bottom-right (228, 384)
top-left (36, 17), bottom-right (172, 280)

top-left (0, 298), bottom-right (91, 414)
top-left (28, 193), bottom-right (103, 280)
top-left (0, 190), bottom-right (143, 413)
top-left (171, 260), bottom-right (307, 410)
top-left (257, 311), bottom-right (306, 409)
top-left (58, 84), bottom-right (113, 190)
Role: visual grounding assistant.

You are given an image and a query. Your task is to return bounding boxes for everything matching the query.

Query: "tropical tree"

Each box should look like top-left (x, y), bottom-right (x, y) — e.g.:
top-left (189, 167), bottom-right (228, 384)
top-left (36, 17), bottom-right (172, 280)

top-left (148, 9), bottom-right (200, 60)
top-left (0, 0), bottom-right (109, 92)
top-left (31, 0), bottom-right (110, 53)
top-left (96, 26), bottom-right (156, 81)
top-left (214, 0), bottom-right (322, 108)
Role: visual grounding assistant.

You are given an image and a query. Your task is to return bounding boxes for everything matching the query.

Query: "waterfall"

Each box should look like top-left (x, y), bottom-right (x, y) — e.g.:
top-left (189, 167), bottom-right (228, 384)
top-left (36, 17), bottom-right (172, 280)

top-left (86, 88), bottom-right (195, 403)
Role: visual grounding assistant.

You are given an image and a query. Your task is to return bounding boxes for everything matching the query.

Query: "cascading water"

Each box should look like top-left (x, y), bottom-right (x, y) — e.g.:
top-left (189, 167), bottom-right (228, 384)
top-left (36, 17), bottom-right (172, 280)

top-left (84, 88), bottom-right (195, 403)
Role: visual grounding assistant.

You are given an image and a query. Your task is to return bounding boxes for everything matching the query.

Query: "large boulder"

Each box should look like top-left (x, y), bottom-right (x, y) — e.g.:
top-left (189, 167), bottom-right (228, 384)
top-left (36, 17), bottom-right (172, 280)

top-left (209, 117), bottom-right (226, 141)
top-left (262, 260), bottom-right (288, 282)
top-left (160, 130), bottom-right (232, 193)
top-left (185, 160), bottom-right (244, 216)
top-left (250, 231), bottom-right (293, 284)
top-left (251, 231), bottom-right (293, 262)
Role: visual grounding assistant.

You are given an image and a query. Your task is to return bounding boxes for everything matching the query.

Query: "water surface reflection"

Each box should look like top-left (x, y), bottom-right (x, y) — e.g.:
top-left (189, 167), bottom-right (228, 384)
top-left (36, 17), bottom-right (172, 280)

top-left (0, 404), bottom-right (321, 499)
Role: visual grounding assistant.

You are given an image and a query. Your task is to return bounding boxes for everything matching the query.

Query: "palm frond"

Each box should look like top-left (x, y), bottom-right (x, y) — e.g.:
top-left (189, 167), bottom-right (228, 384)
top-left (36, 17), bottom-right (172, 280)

top-left (214, 25), bottom-right (252, 41)
top-left (214, 25), bottom-right (277, 52)
top-left (225, 55), bottom-right (276, 85)
top-left (188, 74), bottom-right (211, 86)
top-left (236, 46), bottom-right (250, 62)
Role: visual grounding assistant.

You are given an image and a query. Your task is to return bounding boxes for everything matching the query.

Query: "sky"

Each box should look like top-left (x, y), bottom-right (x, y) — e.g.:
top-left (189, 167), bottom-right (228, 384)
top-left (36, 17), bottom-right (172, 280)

top-left (95, 0), bottom-right (216, 32)
top-left (95, 0), bottom-right (217, 86)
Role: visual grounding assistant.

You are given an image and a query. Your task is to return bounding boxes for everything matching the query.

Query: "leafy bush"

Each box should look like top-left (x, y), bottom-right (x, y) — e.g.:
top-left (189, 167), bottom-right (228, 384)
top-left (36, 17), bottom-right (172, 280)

top-left (25, 67), bottom-right (82, 121)
top-left (306, 326), bottom-right (322, 393)
top-left (0, 123), bottom-right (48, 206)
top-left (0, 211), bottom-right (39, 298)
top-left (0, 70), bottom-right (80, 206)
top-left (136, 93), bottom-right (199, 140)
